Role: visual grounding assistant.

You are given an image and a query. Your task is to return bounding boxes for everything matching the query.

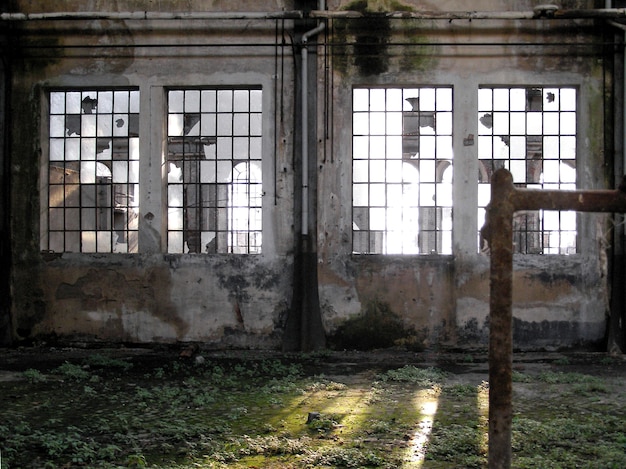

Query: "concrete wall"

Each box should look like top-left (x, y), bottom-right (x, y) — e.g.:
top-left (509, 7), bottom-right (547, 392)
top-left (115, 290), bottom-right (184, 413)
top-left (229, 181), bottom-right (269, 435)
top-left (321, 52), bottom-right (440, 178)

top-left (2, 0), bottom-right (617, 350)
top-left (7, 3), bottom-right (297, 348)
top-left (317, 0), bottom-right (610, 350)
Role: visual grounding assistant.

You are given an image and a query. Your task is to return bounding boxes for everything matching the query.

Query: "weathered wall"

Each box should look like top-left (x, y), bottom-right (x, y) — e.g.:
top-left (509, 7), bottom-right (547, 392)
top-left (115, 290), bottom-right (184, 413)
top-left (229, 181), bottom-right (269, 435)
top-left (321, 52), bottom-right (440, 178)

top-left (317, 0), bottom-right (610, 350)
top-left (7, 3), bottom-right (298, 347)
top-left (31, 254), bottom-right (291, 346)
top-left (3, 0), bottom-right (618, 350)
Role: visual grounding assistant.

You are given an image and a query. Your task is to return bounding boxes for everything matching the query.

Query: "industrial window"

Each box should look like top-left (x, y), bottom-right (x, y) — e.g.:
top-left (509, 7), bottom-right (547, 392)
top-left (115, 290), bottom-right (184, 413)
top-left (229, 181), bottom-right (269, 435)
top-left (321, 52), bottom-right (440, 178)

top-left (45, 90), bottom-right (140, 253)
top-left (352, 87), bottom-right (453, 254)
top-left (167, 88), bottom-right (263, 254)
top-left (478, 87), bottom-right (577, 254)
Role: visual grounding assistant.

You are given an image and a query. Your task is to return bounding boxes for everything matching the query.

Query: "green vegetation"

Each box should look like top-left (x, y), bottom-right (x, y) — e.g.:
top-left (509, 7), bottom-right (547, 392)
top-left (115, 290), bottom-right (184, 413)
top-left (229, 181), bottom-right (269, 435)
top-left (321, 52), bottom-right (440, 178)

top-left (329, 300), bottom-right (422, 351)
top-left (0, 351), bottom-right (625, 468)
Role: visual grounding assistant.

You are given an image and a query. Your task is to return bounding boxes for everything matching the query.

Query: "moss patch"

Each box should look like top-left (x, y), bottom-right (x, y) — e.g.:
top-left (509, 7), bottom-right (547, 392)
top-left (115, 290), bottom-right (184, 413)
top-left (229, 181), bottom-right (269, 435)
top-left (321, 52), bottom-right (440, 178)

top-left (332, 0), bottom-right (436, 76)
top-left (328, 300), bottom-right (423, 351)
top-left (1, 349), bottom-right (626, 468)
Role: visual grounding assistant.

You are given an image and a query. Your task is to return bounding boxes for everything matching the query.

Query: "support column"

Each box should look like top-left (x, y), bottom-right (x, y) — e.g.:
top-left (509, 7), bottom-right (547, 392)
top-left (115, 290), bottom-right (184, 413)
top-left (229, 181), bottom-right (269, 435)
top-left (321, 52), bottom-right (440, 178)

top-left (487, 169), bottom-right (515, 469)
top-left (486, 168), bottom-right (626, 469)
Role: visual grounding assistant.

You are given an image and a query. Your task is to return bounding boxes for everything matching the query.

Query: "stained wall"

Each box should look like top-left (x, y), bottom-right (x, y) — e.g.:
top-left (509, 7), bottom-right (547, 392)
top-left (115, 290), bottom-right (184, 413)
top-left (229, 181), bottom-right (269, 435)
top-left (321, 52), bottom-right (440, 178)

top-left (2, 0), bottom-right (617, 350)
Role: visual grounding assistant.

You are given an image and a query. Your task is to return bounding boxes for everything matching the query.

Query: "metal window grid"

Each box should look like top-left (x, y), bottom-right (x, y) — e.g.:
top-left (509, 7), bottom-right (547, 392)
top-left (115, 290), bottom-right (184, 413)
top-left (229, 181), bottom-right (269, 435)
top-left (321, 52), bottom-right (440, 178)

top-left (477, 86), bottom-right (577, 254)
top-left (166, 88), bottom-right (263, 254)
top-left (352, 87), bottom-right (453, 255)
top-left (46, 89), bottom-right (140, 253)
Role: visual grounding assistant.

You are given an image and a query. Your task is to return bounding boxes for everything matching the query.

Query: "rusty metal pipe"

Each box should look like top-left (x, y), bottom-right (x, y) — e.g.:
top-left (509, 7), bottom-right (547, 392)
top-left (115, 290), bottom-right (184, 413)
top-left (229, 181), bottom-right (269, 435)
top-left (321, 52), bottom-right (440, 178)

top-left (510, 188), bottom-right (626, 212)
top-left (485, 168), bottom-right (626, 469)
top-left (487, 169), bottom-right (515, 469)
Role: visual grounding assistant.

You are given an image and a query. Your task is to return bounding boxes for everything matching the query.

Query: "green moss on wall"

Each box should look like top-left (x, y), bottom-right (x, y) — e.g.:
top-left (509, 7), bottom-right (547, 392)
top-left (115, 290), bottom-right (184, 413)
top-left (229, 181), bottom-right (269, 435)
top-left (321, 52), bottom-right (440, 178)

top-left (328, 299), bottom-right (425, 351)
top-left (332, 0), bottom-right (435, 77)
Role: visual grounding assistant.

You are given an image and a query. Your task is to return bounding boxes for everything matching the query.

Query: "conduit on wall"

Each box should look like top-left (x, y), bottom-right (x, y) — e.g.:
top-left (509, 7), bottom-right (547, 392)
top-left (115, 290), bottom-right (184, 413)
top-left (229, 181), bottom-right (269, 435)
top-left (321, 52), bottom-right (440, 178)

top-left (4, 7), bottom-right (626, 22)
top-left (300, 22), bottom-right (325, 236)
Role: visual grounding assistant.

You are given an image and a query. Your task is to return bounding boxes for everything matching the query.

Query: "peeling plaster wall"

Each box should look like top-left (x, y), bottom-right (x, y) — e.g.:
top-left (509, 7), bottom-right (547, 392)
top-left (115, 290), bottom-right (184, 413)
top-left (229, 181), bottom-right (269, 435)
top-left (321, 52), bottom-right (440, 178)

top-left (7, 2), bottom-right (297, 347)
top-left (4, 0), bottom-right (617, 350)
top-left (317, 0), bottom-right (611, 350)
top-left (32, 255), bottom-right (292, 346)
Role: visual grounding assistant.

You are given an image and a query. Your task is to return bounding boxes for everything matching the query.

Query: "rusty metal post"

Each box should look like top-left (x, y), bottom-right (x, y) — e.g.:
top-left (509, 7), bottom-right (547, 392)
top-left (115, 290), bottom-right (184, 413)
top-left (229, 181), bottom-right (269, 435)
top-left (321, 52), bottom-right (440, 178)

top-left (485, 169), bottom-right (626, 469)
top-left (487, 169), bottom-right (515, 469)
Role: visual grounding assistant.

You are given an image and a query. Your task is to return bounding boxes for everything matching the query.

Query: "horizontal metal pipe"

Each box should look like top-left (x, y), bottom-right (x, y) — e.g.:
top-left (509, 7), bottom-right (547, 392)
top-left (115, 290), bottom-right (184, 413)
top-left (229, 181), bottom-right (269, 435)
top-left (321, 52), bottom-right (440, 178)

top-left (312, 8), bottom-right (626, 20)
top-left (608, 19), bottom-right (626, 31)
top-left (3, 8), bottom-right (626, 22)
top-left (0, 11), bottom-right (303, 21)
top-left (511, 187), bottom-right (626, 212)
top-left (10, 41), bottom-right (614, 51)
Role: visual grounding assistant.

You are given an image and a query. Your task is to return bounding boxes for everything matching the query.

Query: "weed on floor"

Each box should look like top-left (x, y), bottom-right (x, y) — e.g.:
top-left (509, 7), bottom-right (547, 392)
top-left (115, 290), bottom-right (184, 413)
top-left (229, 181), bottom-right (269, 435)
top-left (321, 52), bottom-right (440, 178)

top-left (0, 350), bottom-right (625, 468)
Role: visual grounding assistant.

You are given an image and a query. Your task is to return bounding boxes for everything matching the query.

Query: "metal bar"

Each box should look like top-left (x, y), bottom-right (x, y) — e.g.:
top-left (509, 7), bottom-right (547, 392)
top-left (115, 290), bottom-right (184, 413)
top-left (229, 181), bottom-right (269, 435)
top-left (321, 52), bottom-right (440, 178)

top-left (310, 8), bottom-right (626, 20)
top-left (487, 169), bottom-right (515, 469)
top-left (485, 168), bottom-right (626, 469)
top-left (3, 8), bottom-right (626, 22)
top-left (0, 11), bottom-right (304, 21)
top-left (511, 186), bottom-right (626, 212)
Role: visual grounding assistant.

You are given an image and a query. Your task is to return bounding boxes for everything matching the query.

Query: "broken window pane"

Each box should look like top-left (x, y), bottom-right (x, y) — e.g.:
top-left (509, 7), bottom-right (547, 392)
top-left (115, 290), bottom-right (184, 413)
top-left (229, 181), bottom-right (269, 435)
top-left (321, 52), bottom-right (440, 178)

top-left (477, 86), bottom-right (577, 254)
top-left (352, 86), bottom-right (453, 255)
top-left (167, 87), bottom-right (263, 254)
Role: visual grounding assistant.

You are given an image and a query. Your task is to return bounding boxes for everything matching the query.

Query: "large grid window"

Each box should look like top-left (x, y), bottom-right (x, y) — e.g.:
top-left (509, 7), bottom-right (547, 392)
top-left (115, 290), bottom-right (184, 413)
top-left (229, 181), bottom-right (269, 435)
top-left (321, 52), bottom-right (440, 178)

top-left (478, 87), bottom-right (577, 254)
top-left (352, 87), bottom-right (453, 254)
top-left (167, 88), bottom-right (262, 254)
top-left (45, 90), bottom-right (140, 253)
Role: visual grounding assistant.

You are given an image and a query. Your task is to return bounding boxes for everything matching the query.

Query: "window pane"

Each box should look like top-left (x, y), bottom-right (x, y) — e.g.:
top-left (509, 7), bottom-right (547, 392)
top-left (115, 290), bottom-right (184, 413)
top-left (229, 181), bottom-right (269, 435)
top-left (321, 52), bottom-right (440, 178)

top-left (477, 86), bottom-right (577, 254)
top-left (352, 86), bottom-right (453, 254)
top-left (167, 88), bottom-right (263, 254)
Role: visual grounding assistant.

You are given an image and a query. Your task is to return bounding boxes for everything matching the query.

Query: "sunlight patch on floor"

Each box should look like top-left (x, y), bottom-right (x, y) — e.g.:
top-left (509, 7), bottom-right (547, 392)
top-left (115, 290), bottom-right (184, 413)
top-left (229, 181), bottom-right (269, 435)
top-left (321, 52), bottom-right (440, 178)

top-left (404, 388), bottom-right (440, 466)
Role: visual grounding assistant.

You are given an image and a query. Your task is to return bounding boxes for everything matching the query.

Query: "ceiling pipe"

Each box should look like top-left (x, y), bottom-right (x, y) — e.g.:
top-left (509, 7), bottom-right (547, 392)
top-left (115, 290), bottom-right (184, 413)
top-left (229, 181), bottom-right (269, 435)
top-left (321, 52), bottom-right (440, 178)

top-left (4, 8), bottom-right (626, 22)
top-left (310, 7), bottom-right (626, 20)
top-left (0, 11), bottom-right (303, 21)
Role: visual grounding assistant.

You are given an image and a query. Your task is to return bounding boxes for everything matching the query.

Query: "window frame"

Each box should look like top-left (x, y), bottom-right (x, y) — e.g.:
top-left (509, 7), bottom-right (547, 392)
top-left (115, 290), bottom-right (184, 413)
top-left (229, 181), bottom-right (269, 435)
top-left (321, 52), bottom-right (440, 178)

top-left (351, 85), bottom-right (454, 255)
top-left (165, 86), bottom-right (263, 255)
top-left (477, 85), bottom-right (578, 255)
top-left (41, 88), bottom-right (140, 254)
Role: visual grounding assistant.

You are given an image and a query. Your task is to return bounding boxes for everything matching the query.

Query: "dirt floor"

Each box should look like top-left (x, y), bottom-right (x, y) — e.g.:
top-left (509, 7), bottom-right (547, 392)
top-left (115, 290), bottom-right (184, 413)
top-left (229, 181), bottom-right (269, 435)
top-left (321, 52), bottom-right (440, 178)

top-left (2, 344), bottom-right (624, 380)
top-left (1, 345), bottom-right (626, 468)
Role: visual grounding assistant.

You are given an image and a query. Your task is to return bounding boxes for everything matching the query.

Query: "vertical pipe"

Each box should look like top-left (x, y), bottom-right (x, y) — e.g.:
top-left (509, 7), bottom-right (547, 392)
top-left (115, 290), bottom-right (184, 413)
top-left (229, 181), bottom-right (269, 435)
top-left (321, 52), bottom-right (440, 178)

top-left (301, 22), bottom-right (325, 236)
top-left (623, 29), bottom-right (626, 178)
top-left (487, 169), bottom-right (515, 469)
top-left (0, 42), bottom-right (10, 345)
top-left (609, 1), bottom-right (626, 178)
top-left (301, 42), bottom-right (309, 236)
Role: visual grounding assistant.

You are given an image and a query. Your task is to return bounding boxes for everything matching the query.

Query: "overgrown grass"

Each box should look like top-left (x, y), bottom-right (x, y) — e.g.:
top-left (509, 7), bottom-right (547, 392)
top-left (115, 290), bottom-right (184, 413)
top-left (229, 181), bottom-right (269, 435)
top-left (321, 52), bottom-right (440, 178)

top-left (0, 351), bottom-right (624, 468)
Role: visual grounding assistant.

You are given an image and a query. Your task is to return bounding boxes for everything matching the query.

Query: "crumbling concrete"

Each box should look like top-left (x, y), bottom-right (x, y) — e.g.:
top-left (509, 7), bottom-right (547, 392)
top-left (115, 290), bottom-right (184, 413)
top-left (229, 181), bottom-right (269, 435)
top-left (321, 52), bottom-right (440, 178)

top-left (1, 0), bottom-right (620, 351)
